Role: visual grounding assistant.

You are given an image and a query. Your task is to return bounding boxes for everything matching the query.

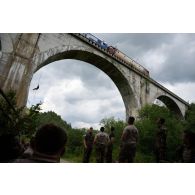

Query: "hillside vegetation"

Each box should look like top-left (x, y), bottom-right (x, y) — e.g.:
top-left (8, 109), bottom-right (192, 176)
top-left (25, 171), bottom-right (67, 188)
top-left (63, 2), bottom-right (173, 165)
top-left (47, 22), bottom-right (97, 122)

top-left (0, 91), bottom-right (194, 162)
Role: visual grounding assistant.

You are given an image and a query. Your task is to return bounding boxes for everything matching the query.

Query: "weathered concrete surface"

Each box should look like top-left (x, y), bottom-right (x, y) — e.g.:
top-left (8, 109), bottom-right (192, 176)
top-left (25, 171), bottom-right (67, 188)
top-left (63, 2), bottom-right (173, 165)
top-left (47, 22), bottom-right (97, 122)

top-left (0, 33), bottom-right (189, 119)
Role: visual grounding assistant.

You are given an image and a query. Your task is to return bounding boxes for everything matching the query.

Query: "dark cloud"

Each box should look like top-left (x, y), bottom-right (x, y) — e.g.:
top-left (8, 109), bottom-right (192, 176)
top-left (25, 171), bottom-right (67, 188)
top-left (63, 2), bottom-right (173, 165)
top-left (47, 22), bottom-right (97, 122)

top-left (154, 35), bottom-right (195, 83)
top-left (97, 33), bottom-right (174, 49)
top-left (96, 33), bottom-right (195, 83)
top-left (95, 33), bottom-right (174, 60)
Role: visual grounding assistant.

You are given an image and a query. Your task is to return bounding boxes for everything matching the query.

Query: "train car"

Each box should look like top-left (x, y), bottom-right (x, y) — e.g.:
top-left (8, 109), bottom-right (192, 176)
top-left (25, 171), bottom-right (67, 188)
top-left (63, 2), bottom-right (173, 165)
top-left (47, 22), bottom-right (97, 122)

top-left (80, 33), bottom-right (108, 49)
top-left (79, 33), bottom-right (149, 76)
top-left (130, 58), bottom-right (149, 76)
top-left (107, 46), bottom-right (149, 76)
top-left (107, 46), bottom-right (117, 55)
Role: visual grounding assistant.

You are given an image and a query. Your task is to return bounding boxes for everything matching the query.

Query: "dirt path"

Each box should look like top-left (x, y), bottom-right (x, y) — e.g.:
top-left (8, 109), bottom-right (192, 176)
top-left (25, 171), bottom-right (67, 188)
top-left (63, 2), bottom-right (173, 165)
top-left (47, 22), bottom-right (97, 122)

top-left (60, 158), bottom-right (74, 163)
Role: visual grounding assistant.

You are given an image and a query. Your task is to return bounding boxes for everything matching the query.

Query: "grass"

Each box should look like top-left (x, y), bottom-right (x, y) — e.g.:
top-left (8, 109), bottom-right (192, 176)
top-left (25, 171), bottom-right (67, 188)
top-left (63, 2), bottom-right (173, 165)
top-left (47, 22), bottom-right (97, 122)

top-left (62, 148), bottom-right (156, 163)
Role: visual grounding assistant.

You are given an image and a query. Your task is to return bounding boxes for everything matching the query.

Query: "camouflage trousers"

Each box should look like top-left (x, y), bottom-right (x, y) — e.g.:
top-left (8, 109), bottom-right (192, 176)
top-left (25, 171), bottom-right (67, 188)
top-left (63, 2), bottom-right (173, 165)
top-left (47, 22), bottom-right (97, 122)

top-left (95, 144), bottom-right (106, 163)
top-left (119, 143), bottom-right (136, 163)
top-left (154, 147), bottom-right (166, 162)
top-left (83, 147), bottom-right (93, 163)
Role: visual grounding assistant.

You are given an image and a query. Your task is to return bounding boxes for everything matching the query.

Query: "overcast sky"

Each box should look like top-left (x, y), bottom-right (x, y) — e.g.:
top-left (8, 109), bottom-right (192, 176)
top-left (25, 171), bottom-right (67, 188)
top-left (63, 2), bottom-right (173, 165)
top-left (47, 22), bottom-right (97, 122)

top-left (27, 33), bottom-right (195, 129)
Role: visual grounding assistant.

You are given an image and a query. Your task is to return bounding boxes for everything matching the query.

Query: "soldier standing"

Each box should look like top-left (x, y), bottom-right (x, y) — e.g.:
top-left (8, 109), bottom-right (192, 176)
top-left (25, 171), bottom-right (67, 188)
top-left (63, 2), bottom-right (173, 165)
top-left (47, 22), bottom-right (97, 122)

top-left (94, 127), bottom-right (109, 163)
top-left (154, 118), bottom-right (167, 162)
top-left (83, 127), bottom-right (94, 163)
top-left (119, 116), bottom-right (139, 163)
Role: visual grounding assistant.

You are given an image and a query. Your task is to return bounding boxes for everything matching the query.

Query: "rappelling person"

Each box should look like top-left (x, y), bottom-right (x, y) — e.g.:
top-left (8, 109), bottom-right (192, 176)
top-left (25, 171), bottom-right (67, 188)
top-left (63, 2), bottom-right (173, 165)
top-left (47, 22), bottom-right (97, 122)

top-left (33, 84), bottom-right (39, 90)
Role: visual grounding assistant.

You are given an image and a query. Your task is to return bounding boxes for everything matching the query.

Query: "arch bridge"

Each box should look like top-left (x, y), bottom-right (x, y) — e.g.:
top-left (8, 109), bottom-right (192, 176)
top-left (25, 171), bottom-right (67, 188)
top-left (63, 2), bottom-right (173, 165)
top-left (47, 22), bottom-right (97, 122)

top-left (0, 33), bottom-right (189, 119)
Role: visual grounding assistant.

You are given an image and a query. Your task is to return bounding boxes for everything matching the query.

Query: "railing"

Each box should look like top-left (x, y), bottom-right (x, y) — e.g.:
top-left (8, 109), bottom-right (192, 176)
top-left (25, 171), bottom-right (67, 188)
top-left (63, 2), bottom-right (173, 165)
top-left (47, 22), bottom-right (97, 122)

top-left (72, 33), bottom-right (149, 77)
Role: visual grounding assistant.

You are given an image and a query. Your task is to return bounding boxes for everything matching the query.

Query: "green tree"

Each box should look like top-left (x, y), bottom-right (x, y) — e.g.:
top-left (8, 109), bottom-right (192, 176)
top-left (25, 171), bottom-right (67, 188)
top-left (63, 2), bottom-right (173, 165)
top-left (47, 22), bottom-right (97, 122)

top-left (0, 90), bottom-right (41, 138)
top-left (19, 103), bottom-right (42, 138)
top-left (37, 111), bottom-right (71, 130)
top-left (185, 103), bottom-right (195, 132)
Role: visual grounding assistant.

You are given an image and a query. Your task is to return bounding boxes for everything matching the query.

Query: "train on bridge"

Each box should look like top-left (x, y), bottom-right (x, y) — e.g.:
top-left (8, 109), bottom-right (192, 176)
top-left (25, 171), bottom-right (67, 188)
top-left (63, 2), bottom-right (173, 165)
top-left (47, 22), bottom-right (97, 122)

top-left (78, 33), bottom-right (150, 77)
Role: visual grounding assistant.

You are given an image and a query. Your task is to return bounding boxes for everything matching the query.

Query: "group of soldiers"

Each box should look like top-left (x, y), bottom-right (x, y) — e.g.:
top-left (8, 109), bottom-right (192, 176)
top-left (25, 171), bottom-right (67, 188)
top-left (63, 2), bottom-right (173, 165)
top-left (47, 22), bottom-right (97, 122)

top-left (2, 115), bottom-right (194, 163)
top-left (82, 116), bottom-right (170, 163)
top-left (83, 126), bottom-right (115, 163)
top-left (83, 115), bottom-right (195, 163)
top-left (83, 116), bottom-right (139, 163)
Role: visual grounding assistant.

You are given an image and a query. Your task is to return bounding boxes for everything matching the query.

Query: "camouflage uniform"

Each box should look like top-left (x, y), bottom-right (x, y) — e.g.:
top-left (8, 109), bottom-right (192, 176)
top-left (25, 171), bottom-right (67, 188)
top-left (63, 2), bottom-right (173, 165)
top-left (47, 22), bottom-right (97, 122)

top-left (155, 125), bottom-right (167, 162)
top-left (94, 132), bottom-right (109, 163)
top-left (119, 125), bottom-right (138, 163)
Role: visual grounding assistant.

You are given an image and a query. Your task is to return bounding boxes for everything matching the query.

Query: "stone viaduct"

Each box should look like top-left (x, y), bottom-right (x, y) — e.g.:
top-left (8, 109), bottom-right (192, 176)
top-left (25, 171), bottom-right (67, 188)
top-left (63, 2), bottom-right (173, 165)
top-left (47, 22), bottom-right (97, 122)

top-left (0, 33), bottom-right (189, 119)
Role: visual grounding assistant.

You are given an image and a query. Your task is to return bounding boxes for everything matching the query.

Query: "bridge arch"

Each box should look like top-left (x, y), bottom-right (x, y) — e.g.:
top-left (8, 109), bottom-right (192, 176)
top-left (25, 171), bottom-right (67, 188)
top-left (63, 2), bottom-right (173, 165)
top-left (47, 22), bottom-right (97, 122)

top-left (156, 95), bottom-right (183, 118)
top-left (32, 48), bottom-right (138, 118)
top-left (0, 33), bottom-right (189, 120)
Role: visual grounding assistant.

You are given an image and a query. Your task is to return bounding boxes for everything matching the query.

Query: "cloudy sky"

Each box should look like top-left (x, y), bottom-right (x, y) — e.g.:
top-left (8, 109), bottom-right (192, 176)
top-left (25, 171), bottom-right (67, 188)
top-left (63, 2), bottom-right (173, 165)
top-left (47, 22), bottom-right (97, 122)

top-left (27, 34), bottom-right (195, 129)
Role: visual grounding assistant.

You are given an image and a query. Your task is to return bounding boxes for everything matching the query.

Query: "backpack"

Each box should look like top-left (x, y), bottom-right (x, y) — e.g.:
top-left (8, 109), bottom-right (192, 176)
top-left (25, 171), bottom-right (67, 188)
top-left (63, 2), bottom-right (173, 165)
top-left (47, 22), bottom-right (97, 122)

top-left (96, 133), bottom-right (108, 145)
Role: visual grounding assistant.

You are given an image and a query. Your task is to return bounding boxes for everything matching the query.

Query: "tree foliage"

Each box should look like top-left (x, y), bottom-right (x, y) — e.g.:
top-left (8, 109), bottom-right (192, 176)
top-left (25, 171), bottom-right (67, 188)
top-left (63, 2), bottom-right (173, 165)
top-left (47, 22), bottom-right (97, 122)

top-left (185, 103), bottom-right (195, 132)
top-left (37, 111), bottom-right (71, 130)
top-left (36, 111), bottom-right (84, 155)
top-left (1, 90), bottom-right (194, 163)
top-left (136, 104), bottom-right (184, 161)
top-left (0, 91), bottom-right (40, 137)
